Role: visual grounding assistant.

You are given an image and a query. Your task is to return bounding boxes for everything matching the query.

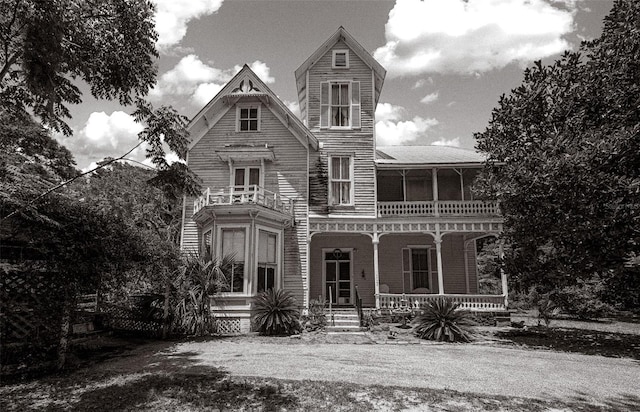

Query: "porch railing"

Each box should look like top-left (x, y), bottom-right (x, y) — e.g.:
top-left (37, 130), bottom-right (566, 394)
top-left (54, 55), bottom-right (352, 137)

top-left (377, 200), bottom-right (499, 217)
top-left (377, 293), bottom-right (506, 312)
top-left (193, 186), bottom-right (294, 215)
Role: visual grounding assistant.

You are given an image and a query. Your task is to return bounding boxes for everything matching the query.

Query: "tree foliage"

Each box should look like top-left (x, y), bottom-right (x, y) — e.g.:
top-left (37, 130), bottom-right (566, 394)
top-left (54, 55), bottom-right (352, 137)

top-left (474, 0), bottom-right (640, 309)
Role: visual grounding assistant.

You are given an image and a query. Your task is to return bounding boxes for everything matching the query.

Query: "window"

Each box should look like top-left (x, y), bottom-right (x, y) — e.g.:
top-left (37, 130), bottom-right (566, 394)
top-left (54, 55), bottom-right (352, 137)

top-left (332, 50), bottom-right (349, 68)
top-left (402, 247), bottom-right (432, 292)
top-left (201, 229), bottom-right (212, 257)
top-left (221, 228), bottom-right (245, 293)
top-left (329, 156), bottom-right (353, 205)
top-left (320, 81), bottom-right (360, 129)
top-left (233, 166), bottom-right (261, 192)
top-left (237, 105), bottom-right (260, 131)
top-left (257, 230), bottom-right (277, 293)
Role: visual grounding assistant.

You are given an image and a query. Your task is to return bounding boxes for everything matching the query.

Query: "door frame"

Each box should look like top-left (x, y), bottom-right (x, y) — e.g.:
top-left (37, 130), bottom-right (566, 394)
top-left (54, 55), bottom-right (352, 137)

top-left (321, 247), bottom-right (353, 305)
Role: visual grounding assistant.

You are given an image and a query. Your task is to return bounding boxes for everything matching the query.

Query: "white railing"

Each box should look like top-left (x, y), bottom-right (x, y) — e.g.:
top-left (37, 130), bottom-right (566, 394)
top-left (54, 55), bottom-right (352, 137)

top-left (377, 200), bottom-right (499, 217)
top-left (193, 186), bottom-right (294, 215)
top-left (377, 293), bottom-right (506, 312)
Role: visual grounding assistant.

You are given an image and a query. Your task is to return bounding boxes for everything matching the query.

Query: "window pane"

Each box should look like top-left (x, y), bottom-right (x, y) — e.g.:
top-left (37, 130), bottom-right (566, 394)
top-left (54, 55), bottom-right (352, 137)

top-left (266, 267), bottom-right (275, 291)
top-left (340, 84), bottom-right (349, 105)
top-left (234, 169), bottom-right (245, 187)
top-left (340, 157), bottom-right (349, 179)
top-left (331, 158), bottom-right (341, 179)
top-left (222, 229), bottom-right (245, 261)
top-left (339, 262), bottom-right (350, 280)
top-left (232, 263), bottom-right (244, 292)
top-left (240, 108), bottom-right (249, 118)
top-left (326, 263), bottom-right (336, 281)
top-left (332, 84), bottom-right (339, 103)
top-left (249, 108), bottom-right (258, 118)
top-left (258, 267), bottom-right (266, 293)
top-left (249, 120), bottom-right (258, 130)
top-left (331, 107), bottom-right (340, 126)
top-left (240, 120), bottom-right (248, 131)
top-left (330, 182), bottom-right (340, 204)
top-left (341, 182), bottom-right (350, 204)
top-left (249, 168), bottom-right (260, 186)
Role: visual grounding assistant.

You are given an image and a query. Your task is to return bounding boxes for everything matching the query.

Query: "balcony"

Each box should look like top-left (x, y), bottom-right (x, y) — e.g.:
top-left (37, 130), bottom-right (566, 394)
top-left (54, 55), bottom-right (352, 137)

top-left (377, 200), bottom-right (500, 217)
top-left (193, 186), bottom-right (294, 216)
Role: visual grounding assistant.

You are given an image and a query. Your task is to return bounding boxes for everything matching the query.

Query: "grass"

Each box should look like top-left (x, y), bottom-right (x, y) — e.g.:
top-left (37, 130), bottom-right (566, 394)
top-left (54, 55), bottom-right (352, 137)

top-left (3, 314), bottom-right (640, 411)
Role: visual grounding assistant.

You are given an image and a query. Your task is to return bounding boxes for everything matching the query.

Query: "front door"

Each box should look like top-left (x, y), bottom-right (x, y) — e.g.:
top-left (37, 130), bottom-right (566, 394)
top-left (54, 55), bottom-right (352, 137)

top-left (325, 249), bottom-right (351, 305)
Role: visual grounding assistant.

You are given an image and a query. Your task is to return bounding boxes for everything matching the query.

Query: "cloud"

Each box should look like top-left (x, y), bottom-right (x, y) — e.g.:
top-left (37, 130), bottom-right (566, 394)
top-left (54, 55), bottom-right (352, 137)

top-left (284, 100), bottom-right (301, 119)
top-left (412, 78), bottom-right (433, 89)
top-left (420, 92), bottom-right (439, 104)
top-left (57, 112), bottom-right (146, 169)
top-left (375, 103), bottom-right (438, 145)
top-left (151, 55), bottom-right (275, 105)
top-left (374, 0), bottom-right (577, 77)
top-left (154, 0), bottom-right (224, 50)
top-left (432, 137), bottom-right (461, 147)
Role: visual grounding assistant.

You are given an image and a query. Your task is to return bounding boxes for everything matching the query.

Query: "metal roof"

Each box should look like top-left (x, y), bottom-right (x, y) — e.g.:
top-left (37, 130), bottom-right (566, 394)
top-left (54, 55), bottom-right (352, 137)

top-left (376, 145), bottom-right (487, 166)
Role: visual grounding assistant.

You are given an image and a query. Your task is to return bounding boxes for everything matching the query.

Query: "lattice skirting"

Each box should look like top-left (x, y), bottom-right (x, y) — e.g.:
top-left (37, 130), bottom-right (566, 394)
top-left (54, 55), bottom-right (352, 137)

top-left (214, 318), bottom-right (242, 335)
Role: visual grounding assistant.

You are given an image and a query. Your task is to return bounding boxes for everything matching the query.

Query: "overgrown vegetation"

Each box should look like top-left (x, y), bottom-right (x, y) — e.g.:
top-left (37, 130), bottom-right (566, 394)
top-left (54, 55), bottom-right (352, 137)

top-left (252, 289), bottom-right (302, 336)
top-left (301, 298), bottom-right (327, 331)
top-left (413, 298), bottom-right (475, 342)
top-left (475, 0), bottom-right (640, 313)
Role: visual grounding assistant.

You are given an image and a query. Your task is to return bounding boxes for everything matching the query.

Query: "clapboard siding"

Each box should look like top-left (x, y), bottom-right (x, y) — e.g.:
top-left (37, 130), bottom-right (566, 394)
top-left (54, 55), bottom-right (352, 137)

top-left (303, 40), bottom-right (377, 216)
top-left (181, 97), bottom-right (310, 304)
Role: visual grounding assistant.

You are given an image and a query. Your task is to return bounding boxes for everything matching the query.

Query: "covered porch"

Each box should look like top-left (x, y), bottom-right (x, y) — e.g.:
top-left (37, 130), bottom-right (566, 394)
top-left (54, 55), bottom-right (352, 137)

top-left (308, 219), bottom-right (507, 312)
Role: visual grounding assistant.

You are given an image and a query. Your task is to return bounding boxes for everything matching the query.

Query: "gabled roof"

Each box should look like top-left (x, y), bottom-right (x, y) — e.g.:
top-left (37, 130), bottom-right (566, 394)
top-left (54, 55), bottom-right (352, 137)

top-left (294, 26), bottom-right (387, 105)
top-left (188, 65), bottom-right (319, 151)
top-left (376, 146), bottom-right (487, 167)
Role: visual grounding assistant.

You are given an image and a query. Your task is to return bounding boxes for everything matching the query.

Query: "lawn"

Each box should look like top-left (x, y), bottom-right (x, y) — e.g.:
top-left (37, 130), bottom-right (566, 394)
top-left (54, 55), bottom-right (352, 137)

top-left (1, 315), bottom-right (639, 411)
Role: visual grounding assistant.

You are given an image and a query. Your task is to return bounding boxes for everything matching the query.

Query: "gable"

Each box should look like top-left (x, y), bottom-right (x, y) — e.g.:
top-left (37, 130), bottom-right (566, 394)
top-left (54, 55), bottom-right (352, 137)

top-left (188, 66), bottom-right (318, 152)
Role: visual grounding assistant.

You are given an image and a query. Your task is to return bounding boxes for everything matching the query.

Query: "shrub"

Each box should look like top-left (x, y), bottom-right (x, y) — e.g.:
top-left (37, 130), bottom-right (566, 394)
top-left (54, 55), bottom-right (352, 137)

top-left (252, 289), bottom-right (302, 336)
top-left (413, 298), bottom-right (475, 342)
top-left (554, 280), bottom-right (614, 320)
top-left (301, 298), bottom-right (327, 331)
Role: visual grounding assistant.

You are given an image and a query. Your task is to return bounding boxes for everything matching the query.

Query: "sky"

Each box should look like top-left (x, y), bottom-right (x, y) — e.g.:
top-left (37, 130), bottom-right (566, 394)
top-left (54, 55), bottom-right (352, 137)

top-left (55, 0), bottom-right (615, 170)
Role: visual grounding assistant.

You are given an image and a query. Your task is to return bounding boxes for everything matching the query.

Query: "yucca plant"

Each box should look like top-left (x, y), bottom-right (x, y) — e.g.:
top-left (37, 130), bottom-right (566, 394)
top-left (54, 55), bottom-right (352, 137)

top-left (252, 289), bottom-right (302, 336)
top-left (413, 298), bottom-right (475, 342)
top-left (172, 253), bottom-right (232, 336)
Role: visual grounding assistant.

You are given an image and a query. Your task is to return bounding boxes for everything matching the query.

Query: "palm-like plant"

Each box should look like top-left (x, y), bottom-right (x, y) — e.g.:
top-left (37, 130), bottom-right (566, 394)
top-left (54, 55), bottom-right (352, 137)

top-left (413, 298), bottom-right (475, 342)
top-left (252, 289), bottom-right (302, 336)
top-left (172, 253), bottom-right (232, 336)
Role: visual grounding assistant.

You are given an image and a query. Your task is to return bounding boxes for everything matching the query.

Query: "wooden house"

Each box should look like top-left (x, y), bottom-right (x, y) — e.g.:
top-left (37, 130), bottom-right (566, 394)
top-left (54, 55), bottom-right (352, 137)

top-left (180, 27), bottom-right (506, 333)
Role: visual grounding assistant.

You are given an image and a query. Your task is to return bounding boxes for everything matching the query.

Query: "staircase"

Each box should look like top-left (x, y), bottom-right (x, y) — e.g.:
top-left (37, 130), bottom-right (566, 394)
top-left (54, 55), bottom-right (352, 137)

top-left (325, 308), bottom-right (366, 333)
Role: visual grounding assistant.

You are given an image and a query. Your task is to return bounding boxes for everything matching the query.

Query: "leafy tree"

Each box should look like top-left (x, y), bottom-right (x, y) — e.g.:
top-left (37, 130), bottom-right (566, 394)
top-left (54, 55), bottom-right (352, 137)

top-left (474, 0), bottom-right (640, 310)
top-left (0, 0), bottom-right (196, 181)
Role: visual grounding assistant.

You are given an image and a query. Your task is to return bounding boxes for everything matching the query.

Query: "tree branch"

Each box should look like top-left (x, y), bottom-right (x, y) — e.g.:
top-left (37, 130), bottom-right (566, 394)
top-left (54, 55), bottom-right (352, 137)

top-left (1, 141), bottom-right (144, 221)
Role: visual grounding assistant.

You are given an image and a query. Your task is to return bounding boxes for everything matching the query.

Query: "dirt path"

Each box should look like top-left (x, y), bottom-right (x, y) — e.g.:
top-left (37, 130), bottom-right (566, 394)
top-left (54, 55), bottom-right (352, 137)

top-left (171, 339), bottom-right (640, 406)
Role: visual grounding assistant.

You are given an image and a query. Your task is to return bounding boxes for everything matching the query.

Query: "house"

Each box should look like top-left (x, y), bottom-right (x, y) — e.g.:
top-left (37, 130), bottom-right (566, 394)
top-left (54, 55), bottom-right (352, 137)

top-left (180, 27), bottom-right (506, 333)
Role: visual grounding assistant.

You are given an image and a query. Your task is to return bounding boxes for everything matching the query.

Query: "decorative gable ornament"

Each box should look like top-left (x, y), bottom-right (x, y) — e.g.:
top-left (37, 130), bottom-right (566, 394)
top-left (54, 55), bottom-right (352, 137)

top-left (231, 78), bottom-right (261, 95)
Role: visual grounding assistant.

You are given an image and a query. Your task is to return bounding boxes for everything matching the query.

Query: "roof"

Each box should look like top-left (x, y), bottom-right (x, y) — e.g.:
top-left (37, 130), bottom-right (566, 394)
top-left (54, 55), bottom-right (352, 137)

top-left (376, 146), bottom-right (487, 167)
top-left (188, 65), bottom-right (319, 151)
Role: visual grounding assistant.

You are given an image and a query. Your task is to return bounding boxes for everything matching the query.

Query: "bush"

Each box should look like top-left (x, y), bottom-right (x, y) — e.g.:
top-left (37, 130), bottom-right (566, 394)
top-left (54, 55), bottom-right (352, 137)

top-left (413, 298), bottom-right (475, 342)
top-left (554, 280), bottom-right (614, 320)
top-left (301, 298), bottom-right (326, 331)
top-left (252, 289), bottom-right (302, 336)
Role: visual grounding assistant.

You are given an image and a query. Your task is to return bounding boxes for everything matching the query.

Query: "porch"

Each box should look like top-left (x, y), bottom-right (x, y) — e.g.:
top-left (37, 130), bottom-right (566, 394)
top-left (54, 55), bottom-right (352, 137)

top-left (377, 293), bottom-right (506, 312)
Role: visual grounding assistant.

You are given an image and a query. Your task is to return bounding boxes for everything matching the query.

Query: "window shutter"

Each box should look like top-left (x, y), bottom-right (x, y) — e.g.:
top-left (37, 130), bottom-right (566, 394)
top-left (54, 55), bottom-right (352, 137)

top-left (351, 81), bottom-right (360, 129)
top-left (320, 82), bottom-right (329, 128)
top-left (402, 248), bottom-right (411, 293)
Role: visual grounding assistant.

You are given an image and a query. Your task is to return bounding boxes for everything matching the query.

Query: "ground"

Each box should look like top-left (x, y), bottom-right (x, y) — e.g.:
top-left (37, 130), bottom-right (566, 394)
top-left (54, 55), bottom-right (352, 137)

top-left (1, 313), bottom-right (639, 411)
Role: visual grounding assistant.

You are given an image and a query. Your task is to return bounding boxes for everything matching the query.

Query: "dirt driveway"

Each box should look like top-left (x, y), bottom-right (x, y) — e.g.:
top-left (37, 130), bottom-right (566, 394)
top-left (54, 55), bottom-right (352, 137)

top-left (171, 339), bottom-right (640, 406)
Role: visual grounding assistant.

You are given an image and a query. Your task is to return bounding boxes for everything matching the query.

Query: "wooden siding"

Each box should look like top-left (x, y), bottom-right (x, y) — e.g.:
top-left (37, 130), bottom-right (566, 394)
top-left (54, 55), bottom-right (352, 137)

top-left (309, 234), bottom-right (376, 307)
top-left (181, 97), bottom-right (310, 305)
top-left (305, 40), bottom-right (377, 216)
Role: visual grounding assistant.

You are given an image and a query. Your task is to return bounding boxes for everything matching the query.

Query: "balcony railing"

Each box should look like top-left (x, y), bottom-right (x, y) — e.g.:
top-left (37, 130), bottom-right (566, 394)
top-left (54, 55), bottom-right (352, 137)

top-left (193, 186), bottom-right (294, 215)
top-left (377, 200), bottom-right (499, 217)
top-left (377, 293), bottom-right (506, 312)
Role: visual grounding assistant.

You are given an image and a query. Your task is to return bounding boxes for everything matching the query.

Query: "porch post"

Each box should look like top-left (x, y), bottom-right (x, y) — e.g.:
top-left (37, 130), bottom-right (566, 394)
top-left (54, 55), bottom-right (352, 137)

top-left (435, 229), bottom-right (444, 295)
top-left (498, 241), bottom-right (508, 308)
top-left (432, 168), bottom-right (439, 217)
top-left (372, 233), bottom-right (380, 309)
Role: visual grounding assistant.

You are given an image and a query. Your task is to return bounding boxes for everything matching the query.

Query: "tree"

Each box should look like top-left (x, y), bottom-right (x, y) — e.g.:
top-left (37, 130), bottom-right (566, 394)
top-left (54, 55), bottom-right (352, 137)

top-left (474, 0), bottom-right (640, 310)
top-left (0, 0), bottom-right (194, 174)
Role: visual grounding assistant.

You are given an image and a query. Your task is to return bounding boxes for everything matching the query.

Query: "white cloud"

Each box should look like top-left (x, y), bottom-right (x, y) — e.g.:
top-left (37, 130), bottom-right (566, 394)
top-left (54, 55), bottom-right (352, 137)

top-left (420, 92), bottom-right (439, 104)
top-left (284, 100), bottom-right (301, 119)
top-left (151, 56), bottom-right (275, 105)
top-left (375, 103), bottom-right (438, 145)
top-left (153, 0), bottom-right (224, 50)
top-left (432, 137), bottom-right (461, 147)
top-left (58, 112), bottom-right (146, 169)
top-left (374, 0), bottom-right (577, 77)
top-left (412, 78), bottom-right (433, 89)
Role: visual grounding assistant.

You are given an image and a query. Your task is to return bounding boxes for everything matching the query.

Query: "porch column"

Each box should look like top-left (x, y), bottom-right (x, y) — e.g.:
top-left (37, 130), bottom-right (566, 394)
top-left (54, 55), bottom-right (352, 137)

top-left (498, 241), bottom-right (508, 308)
top-left (432, 168), bottom-right (439, 217)
top-left (372, 233), bottom-right (380, 309)
top-left (435, 231), bottom-right (444, 295)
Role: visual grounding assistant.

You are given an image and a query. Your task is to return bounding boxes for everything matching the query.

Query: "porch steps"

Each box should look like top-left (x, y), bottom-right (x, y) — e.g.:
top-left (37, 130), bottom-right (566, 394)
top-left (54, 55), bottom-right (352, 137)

top-left (325, 308), bottom-right (366, 333)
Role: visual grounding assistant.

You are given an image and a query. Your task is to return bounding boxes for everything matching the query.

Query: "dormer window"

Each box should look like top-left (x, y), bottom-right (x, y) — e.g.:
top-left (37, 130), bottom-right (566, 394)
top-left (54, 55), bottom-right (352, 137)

top-left (332, 50), bottom-right (349, 68)
top-left (237, 105), bottom-right (260, 132)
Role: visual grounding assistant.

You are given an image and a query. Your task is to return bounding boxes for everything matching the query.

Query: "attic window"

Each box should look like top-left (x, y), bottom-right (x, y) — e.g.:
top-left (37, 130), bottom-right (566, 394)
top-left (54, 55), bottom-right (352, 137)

top-left (236, 105), bottom-right (260, 132)
top-left (332, 50), bottom-right (349, 68)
